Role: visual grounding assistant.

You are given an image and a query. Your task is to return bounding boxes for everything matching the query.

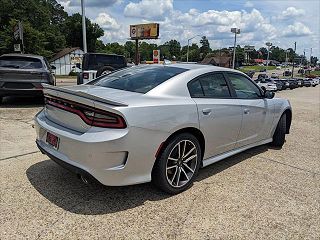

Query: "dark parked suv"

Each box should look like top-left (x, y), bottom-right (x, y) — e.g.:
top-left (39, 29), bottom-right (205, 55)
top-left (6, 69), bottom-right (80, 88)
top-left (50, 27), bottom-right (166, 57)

top-left (77, 53), bottom-right (127, 84)
top-left (0, 54), bottom-right (55, 103)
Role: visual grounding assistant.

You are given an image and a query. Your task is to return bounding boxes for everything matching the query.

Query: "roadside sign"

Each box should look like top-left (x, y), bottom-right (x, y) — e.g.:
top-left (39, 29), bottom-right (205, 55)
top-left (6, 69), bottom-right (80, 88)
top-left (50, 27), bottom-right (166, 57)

top-left (153, 50), bottom-right (160, 64)
top-left (14, 44), bottom-right (21, 52)
top-left (244, 45), bottom-right (255, 52)
top-left (231, 28), bottom-right (240, 34)
top-left (13, 24), bottom-right (20, 40)
top-left (130, 23), bottom-right (159, 40)
top-left (70, 56), bottom-right (82, 64)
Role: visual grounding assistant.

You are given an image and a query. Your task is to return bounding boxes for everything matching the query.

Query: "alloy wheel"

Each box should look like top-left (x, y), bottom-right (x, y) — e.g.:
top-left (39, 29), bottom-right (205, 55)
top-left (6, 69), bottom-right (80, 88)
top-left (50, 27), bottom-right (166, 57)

top-left (166, 140), bottom-right (198, 188)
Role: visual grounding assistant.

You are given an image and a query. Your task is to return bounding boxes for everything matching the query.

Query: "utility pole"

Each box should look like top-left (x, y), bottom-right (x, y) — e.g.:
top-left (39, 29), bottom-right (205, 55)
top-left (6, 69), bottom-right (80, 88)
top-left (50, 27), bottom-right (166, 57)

top-left (291, 42), bottom-right (296, 78)
top-left (135, 39), bottom-right (139, 65)
top-left (187, 35), bottom-right (200, 63)
top-left (266, 42), bottom-right (272, 67)
top-left (310, 48), bottom-right (312, 66)
top-left (81, 0), bottom-right (87, 53)
top-left (231, 28), bottom-right (240, 69)
top-left (19, 21), bottom-right (24, 53)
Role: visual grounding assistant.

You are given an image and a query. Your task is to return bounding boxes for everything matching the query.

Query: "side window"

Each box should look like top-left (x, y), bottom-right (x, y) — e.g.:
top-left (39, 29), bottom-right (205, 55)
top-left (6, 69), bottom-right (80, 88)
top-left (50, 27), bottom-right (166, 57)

top-left (188, 73), bottom-right (231, 98)
top-left (228, 73), bottom-right (262, 99)
top-left (200, 73), bottom-right (231, 98)
top-left (188, 80), bottom-right (204, 97)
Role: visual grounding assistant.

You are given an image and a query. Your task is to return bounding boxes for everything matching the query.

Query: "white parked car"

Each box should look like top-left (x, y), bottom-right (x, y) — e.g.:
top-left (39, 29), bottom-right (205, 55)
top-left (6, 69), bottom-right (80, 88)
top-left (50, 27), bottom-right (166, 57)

top-left (254, 79), bottom-right (278, 92)
top-left (311, 78), bottom-right (319, 86)
top-left (271, 72), bottom-right (279, 78)
top-left (35, 64), bottom-right (292, 194)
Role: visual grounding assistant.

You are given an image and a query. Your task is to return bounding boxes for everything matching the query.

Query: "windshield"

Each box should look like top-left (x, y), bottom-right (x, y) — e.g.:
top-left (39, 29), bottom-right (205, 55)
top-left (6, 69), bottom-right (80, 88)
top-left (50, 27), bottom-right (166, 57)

top-left (87, 65), bottom-right (188, 93)
top-left (0, 56), bottom-right (43, 69)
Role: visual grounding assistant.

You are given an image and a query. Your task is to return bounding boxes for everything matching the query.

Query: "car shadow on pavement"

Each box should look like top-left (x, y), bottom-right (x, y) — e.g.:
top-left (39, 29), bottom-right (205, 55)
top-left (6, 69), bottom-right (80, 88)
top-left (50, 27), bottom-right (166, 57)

top-left (0, 96), bottom-right (44, 108)
top-left (26, 145), bottom-right (270, 215)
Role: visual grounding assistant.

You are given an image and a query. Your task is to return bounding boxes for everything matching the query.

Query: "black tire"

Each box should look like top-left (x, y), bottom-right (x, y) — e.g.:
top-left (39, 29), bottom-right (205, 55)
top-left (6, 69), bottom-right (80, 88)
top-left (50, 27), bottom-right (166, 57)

top-left (152, 133), bottom-right (201, 194)
top-left (271, 113), bottom-right (286, 147)
top-left (96, 66), bottom-right (114, 77)
top-left (0, 97), bottom-right (2, 104)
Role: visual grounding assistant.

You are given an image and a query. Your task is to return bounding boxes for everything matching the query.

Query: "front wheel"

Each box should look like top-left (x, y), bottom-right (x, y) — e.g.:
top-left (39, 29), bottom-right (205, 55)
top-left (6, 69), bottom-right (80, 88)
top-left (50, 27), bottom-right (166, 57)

top-left (271, 114), bottom-right (286, 147)
top-left (152, 133), bottom-right (201, 194)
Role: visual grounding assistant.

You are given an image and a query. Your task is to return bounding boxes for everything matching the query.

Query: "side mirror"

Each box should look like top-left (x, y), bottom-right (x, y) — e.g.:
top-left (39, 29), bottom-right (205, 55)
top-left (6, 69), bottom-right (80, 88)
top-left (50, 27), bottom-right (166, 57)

top-left (264, 90), bottom-right (275, 99)
top-left (50, 65), bottom-right (56, 70)
top-left (76, 63), bottom-right (81, 69)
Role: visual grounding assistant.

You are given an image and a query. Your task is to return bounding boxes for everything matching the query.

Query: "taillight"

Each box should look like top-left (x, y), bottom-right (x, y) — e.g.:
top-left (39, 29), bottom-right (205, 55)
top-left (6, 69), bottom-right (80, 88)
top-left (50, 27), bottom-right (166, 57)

top-left (45, 96), bottom-right (126, 129)
top-left (83, 72), bottom-right (89, 79)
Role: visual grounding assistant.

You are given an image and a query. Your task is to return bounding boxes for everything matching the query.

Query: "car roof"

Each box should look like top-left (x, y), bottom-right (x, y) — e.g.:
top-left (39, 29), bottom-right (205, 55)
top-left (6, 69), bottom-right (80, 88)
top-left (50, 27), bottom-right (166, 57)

top-left (0, 53), bottom-right (44, 60)
top-left (85, 53), bottom-right (125, 57)
top-left (159, 63), bottom-right (241, 73)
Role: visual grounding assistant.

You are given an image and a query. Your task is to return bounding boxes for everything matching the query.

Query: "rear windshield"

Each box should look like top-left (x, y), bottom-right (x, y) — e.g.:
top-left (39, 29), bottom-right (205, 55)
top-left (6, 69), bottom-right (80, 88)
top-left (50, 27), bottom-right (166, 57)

top-left (0, 56), bottom-right (43, 69)
top-left (85, 54), bottom-right (126, 70)
top-left (88, 65), bottom-right (188, 93)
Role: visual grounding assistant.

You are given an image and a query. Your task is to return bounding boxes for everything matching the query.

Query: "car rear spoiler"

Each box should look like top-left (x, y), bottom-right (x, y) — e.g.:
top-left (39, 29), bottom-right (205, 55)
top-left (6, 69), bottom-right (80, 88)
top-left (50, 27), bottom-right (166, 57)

top-left (41, 84), bottom-right (128, 107)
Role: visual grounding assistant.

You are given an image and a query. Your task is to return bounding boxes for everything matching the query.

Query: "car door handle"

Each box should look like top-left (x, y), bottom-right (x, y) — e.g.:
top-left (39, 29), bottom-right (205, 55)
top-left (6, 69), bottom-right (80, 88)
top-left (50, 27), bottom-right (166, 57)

top-left (244, 108), bottom-right (250, 114)
top-left (202, 108), bottom-right (212, 115)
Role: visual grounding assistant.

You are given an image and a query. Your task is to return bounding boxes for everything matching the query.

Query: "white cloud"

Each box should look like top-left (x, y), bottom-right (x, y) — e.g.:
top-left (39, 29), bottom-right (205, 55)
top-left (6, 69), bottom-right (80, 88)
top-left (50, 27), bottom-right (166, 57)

top-left (167, 8), bottom-right (277, 44)
top-left (173, 9), bottom-right (242, 27)
top-left (279, 7), bottom-right (305, 19)
top-left (94, 12), bottom-right (120, 30)
top-left (244, 1), bottom-right (254, 8)
top-left (282, 22), bottom-right (312, 37)
top-left (124, 0), bottom-right (173, 20)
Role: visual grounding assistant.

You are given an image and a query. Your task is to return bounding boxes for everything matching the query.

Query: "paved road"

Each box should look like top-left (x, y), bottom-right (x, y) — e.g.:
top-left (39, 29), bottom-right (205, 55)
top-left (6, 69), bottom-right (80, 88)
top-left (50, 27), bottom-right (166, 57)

top-left (0, 87), bottom-right (319, 239)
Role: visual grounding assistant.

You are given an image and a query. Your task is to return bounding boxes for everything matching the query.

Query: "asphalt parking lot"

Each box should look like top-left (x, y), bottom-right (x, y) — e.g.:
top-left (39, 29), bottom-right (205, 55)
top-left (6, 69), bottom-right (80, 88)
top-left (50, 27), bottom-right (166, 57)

top-left (0, 86), bottom-right (319, 239)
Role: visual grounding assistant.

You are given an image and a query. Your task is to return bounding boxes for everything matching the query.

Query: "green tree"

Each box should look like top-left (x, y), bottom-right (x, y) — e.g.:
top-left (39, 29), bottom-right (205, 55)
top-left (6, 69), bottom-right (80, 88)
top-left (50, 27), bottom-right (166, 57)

top-left (63, 13), bottom-right (104, 52)
top-left (165, 39), bottom-right (181, 60)
top-left (181, 43), bottom-right (200, 62)
top-left (200, 36), bottom-right (210, 59)
top-left (105, 42), bottom-right (125, 55)
top-left (0, 0), bottom-right (67, 57)
top-left (124, 41), bottom-right (135, 60)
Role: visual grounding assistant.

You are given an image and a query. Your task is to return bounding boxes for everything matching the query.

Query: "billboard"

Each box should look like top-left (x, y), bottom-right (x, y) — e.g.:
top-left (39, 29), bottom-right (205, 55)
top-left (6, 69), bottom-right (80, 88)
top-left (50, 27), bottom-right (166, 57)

top-left (130, 23), bottom-right (159, 40)
top-left (244, 45), bottom-right (255, 52)
top-left (153, 50), bottom-right (160, 64)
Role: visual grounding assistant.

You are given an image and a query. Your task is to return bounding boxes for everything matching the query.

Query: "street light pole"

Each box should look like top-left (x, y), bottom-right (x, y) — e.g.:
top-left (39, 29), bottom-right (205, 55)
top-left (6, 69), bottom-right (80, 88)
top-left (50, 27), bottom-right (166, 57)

top-left (187, 39), bottom-right (190, 63)
top-left (231, 28), bottom-right (240, 69)
top-left (291, 41), bottom-right (296, 78)
top-left (81, 0), bottom-right (87, 53)
top-left (186, 35), bottom-right (200, 63)
top-left (266, 42), bottom-right (272, 67)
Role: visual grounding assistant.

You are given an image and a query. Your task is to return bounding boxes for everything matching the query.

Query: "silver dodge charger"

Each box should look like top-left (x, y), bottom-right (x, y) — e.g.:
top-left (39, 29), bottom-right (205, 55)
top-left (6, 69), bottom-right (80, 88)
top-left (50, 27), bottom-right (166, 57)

top-left (35, 64), bottom-right (292, 194)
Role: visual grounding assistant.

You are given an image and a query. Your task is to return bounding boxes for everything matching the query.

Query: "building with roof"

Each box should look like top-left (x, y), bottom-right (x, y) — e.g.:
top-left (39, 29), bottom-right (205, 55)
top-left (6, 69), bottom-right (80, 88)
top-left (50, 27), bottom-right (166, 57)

top-left (201, 52), bottom-right (232, 68)
top-left (50, 47), bottom-right (84, 75)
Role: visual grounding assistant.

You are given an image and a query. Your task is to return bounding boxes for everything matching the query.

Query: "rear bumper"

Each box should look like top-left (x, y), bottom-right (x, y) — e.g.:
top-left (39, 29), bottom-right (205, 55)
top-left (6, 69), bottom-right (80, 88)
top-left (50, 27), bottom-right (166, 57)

top-left (0, 81), bottom-right (47, 97)
top-left (34, 109), bottom-right (167, 186)
top-left (36, 140), bottom-right (99, 184)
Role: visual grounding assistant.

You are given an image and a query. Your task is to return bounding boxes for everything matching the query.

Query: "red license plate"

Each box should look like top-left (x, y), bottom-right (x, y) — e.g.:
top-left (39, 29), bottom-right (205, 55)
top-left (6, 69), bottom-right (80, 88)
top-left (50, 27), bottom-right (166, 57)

top-left (46, 132), bottom-right (59, 149)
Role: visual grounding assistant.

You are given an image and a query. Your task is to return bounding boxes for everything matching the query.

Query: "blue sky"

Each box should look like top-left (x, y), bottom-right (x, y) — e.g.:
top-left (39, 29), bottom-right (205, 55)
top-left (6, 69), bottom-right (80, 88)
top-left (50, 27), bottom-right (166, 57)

top-left (59, 0), bottom-right (320, 58)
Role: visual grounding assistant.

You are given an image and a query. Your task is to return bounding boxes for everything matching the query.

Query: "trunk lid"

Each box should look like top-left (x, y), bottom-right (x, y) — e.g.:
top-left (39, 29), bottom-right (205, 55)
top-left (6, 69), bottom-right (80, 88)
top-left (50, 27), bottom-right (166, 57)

top-left (42, 84), bottom-right (138, 133)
